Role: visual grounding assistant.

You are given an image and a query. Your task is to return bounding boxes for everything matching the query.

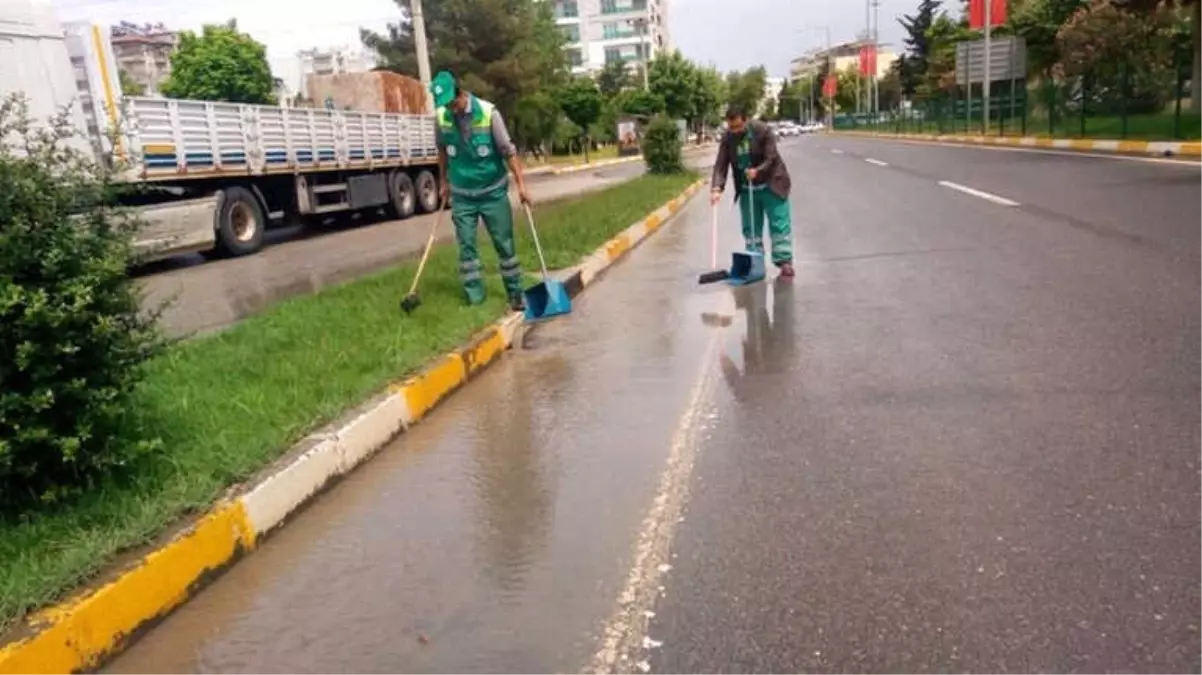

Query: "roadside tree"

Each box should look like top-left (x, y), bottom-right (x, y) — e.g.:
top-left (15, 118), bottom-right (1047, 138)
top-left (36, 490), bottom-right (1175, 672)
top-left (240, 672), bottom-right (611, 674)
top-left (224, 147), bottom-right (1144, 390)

top-left (161, 20), bottom-right (275, 104)
top-left (556, 76), bottom-right (604, 162)
top-left (362, 0), bottom-right (567, 121)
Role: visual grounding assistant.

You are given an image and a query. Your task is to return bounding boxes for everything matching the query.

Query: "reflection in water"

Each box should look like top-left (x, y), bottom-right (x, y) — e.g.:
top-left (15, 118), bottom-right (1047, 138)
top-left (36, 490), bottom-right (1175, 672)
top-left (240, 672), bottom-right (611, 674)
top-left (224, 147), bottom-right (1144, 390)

top-left (719, 278), bottom-right (798, 402)
top-left (470, 354), bottom-right (572, 594)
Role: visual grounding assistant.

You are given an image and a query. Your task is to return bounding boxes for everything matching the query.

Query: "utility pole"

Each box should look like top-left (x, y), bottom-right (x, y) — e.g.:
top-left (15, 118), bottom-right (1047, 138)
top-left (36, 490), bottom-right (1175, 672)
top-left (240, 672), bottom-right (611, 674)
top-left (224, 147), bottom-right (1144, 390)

top-left (636, 18), bottom-right (650, 91)
top-left (411, 0), bottom-right (433, 110)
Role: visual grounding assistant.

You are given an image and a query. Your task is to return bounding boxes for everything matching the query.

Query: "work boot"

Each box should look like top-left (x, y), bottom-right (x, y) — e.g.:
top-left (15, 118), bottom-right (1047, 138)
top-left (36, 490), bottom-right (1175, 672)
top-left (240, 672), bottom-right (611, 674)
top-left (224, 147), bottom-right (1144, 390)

top-left (508, 293), bottom-right (526, 312)
top-left (778, 262), bottom-right (796, 278)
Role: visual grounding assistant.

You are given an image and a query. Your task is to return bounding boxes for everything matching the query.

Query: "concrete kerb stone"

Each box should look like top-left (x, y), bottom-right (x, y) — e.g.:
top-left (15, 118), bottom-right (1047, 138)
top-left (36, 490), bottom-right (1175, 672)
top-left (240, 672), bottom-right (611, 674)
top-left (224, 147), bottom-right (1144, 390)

top-left (0, 176), bottom-right (707, 675)
top-left (831, 130), bottom-right (1202, 159)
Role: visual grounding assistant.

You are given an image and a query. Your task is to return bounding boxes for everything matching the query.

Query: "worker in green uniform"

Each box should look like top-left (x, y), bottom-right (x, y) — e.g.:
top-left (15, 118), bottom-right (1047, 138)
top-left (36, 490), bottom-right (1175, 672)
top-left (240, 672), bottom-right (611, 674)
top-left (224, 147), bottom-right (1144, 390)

top-left (710, 104), bottom-right (795, 277)
top-left (431, 70), bottom-right (531, 309)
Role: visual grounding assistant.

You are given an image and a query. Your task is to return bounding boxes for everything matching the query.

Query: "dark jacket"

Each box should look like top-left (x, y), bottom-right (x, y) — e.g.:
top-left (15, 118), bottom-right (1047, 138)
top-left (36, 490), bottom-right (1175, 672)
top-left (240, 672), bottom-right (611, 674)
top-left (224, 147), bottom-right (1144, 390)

top-left (710, 120), bottom-right (791, 202)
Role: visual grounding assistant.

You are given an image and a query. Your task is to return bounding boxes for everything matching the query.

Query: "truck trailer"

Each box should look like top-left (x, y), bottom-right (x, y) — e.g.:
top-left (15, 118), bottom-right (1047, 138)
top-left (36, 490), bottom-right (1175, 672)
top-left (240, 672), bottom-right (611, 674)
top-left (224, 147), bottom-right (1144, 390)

top-left (1, 0), bottom-right (441, 261)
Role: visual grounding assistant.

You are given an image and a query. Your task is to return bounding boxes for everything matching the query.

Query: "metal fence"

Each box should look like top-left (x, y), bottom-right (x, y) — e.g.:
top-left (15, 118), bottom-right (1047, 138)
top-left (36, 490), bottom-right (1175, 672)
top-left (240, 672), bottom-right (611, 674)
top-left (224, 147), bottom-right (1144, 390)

top-left (835, 44), bottom-right (1198, 141)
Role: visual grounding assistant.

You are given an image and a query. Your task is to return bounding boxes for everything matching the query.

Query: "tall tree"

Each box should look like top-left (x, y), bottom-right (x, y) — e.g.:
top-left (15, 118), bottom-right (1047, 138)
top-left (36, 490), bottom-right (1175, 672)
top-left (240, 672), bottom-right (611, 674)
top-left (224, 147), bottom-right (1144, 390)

top-left (512, 91), bottom-right (561, 158)
top-left (922, 10), bottom-right (974, 96)
top-left (691, 65), bottom-right (727, 132)
top-left (896, 0), bottom-right (941, 96)
top-left (1008, 0), bottom-right (1090, 76)
top-left (160, 21), bottom-right (275, 104)
top-left (596, 59), bottom-right (634, 99)
top-left (1055, 0), bottom-right (1183, 114)
top-left (362, 0), bottom-right (568, 121)
top-left (1113, 0), bottom-right (1200, 115)
top-left (556, 76), bottom-right (603, 161)
top-left (725, 66), bottom-right (768, 116)
top-left (648, 50), bottom-right (700, 121)
top-left (776, 80), bottom-right (802, 121)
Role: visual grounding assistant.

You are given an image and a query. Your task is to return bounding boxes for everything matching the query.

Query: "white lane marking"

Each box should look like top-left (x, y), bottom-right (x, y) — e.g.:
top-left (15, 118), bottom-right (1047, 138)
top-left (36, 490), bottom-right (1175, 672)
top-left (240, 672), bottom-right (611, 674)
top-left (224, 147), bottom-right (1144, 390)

top-left (831, 148), bottom-right (844, 155)
top-left (857, 136), bottom-right (1200, 168)
top-left (938, 180), bottom-right (1021, 207)
top-left (588, 333), bottom-right (723, 674)
top-left (865, 158), bottom-right (889, 167)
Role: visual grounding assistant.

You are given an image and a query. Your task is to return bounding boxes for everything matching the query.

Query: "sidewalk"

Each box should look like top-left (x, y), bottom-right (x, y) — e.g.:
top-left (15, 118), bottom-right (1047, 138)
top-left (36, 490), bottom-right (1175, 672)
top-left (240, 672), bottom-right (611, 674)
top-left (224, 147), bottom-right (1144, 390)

top-left (832, 130), bottom-right (1202, 159)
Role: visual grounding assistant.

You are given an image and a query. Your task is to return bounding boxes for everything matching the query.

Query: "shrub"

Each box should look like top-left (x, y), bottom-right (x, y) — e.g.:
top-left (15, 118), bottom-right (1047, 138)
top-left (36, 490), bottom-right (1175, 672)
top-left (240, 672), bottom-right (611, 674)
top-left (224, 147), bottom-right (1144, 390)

top-left (0, 95), bottom-right (162, 510)
top-left (641, 114), bottom-right (684, 174)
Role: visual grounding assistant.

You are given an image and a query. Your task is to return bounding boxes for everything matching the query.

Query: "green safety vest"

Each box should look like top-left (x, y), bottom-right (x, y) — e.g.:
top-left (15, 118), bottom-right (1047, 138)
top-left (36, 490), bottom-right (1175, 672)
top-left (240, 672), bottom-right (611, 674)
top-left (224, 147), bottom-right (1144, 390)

top-left (733, 131), bottom-right (761, 193)
top-left (437, 96), bottom-right (508, 197)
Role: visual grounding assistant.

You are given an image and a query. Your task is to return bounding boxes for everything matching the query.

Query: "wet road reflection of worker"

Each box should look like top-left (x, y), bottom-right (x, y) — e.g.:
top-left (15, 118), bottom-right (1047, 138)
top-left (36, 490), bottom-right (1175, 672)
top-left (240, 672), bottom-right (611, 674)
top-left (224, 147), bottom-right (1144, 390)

top-left (719, 278), bottom-right (798, 402)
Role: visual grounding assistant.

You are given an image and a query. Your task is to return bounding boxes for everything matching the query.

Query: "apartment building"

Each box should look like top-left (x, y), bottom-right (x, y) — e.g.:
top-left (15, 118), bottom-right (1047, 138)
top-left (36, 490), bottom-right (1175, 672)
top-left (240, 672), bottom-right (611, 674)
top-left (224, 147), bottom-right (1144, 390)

top-left (552, 0), bottom-right (670, 75)
top-left (110, 22), bottom-right (177, 95)
top-left (789, 38), bottom-right (897, 82)
top-left (296, 46), bottom-right (375, 99)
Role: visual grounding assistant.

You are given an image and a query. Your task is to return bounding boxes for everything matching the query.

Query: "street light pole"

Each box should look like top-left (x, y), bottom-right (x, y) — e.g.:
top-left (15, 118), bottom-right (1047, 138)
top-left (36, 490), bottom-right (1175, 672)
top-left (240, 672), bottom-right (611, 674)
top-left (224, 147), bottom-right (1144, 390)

top-left (640, 20), bottom-right (650, 91)
top-left (796, 25), bottom-right (833, 128)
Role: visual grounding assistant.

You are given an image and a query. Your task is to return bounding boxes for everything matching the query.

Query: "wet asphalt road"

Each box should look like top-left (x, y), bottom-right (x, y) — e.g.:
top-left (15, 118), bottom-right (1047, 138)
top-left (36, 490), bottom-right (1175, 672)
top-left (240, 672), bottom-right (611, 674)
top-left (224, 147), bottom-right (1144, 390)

top-left (106, 137), bottom-right (1200, 673)
top-left (139, 149), bottom-right (711, 339)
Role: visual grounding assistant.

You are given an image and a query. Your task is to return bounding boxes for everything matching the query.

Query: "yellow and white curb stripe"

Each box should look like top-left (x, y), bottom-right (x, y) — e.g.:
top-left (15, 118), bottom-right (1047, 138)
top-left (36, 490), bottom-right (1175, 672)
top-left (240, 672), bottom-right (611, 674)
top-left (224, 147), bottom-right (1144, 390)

top-left (549, 155), bottom-right (642, 175)
top-left (833, 131), bottom-right (1202, 158)
top-left (0, 177), bottom-right (706, 675)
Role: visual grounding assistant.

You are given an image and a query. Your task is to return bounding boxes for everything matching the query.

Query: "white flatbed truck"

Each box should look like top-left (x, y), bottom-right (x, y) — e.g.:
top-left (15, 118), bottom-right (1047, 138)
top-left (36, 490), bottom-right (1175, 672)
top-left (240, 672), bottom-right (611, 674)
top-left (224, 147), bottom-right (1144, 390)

top-left (2, 0), bottom-right (442, 261)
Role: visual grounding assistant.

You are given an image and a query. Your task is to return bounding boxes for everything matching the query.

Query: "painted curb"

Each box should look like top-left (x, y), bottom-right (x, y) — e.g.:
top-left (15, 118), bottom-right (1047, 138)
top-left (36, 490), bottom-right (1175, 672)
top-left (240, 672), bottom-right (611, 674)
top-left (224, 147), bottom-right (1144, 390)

top-left (0, 177), bottom-right (707, 675)
top-left (831, 130), bottom-right (1202, 158)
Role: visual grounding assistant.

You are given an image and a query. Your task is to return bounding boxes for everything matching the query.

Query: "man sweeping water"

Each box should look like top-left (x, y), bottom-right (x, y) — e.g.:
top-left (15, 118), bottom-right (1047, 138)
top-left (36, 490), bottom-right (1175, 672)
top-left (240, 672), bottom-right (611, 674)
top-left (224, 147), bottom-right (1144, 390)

top-left (710, 104), bottom-right (795, 278)
top-left (432, 70), bottom-right (532, 310)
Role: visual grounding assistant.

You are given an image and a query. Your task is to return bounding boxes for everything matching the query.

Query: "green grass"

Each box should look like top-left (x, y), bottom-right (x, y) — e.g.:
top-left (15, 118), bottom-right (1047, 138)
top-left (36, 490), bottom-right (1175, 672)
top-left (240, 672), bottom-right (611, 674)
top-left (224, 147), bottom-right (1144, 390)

top-left (0, 170), bottom-right (699, 633)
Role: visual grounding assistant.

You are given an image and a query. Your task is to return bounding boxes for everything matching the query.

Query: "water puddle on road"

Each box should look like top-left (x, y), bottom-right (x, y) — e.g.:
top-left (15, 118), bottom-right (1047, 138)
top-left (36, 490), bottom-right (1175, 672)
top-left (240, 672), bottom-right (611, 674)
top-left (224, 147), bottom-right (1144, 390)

top-left (106, 196), bottom-right (747, 674)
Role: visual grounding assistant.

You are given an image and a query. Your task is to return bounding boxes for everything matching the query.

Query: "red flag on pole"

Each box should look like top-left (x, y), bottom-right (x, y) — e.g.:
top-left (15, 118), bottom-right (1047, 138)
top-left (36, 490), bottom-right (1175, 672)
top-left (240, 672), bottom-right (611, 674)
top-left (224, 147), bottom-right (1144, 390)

top-left (969, 0), bottom-right (1007, 29)
top-left (822, 74), bottom-right (837, 98)
top-left (858, 44), bottom-right (878, 77)
top-left (860, 45), bottom-right (879, 77)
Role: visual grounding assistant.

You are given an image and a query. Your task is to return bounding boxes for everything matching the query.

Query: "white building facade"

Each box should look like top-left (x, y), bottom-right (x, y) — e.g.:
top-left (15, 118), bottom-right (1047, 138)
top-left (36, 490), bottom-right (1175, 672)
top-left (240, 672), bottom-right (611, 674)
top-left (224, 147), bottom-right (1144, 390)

top-left (552, 0), bottom-right (670, 75)
top-left (296, 46), bottom-right (375, 98)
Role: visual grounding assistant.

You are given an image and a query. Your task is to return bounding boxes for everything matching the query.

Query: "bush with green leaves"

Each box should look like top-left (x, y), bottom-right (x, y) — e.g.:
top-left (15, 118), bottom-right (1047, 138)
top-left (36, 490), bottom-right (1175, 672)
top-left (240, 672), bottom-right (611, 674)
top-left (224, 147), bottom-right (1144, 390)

top-left (641, 114), bottom-right (684, 174)
top-left (0, 95), bottom-right (162, 510)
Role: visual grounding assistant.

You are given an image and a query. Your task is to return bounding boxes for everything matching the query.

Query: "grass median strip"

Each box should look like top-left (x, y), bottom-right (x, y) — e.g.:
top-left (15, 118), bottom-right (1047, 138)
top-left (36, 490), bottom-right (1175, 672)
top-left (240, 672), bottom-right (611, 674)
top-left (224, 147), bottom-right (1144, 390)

top-left (0, 169), bottom-right (699, 634)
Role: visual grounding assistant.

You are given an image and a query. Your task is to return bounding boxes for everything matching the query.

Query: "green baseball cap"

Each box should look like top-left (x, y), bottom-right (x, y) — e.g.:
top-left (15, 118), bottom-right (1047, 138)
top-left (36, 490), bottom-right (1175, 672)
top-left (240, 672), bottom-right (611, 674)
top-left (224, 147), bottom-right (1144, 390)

top-left (430, 70), bottom-right (457, 108)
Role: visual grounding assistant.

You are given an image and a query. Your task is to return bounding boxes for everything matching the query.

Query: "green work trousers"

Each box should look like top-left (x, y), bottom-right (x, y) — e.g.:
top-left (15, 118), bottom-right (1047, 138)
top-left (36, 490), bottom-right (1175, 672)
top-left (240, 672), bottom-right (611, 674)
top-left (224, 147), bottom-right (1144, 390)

top-left (451, 187), bottom-right (522, 305)
top-left (737, 186), bottom-right (793, 265)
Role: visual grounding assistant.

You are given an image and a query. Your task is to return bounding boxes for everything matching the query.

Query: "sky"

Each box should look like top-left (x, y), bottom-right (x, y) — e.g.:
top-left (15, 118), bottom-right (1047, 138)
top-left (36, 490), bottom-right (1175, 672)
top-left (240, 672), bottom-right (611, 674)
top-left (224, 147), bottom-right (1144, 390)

top-left (50, 0), bottom-right (929, 88)
top-left (670, 0), bottom-right (923, 76)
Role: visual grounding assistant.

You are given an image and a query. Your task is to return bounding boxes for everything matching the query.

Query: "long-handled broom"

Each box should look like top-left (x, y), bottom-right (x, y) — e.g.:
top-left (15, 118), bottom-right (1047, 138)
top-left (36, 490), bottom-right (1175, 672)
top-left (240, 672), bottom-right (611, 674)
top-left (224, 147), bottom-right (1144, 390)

top-left (399, 198), bottom-right (446, 314)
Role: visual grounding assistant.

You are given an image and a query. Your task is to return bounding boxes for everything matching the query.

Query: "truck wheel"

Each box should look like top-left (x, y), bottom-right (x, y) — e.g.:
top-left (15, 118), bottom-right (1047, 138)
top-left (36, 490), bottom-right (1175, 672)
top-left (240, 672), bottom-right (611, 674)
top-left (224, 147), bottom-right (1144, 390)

top-left (214, 186), bottom-right (265, 257)
top-left (414, 170), bottom-right (439, 214)
top-left (388, 170), bottom-right (416, 219)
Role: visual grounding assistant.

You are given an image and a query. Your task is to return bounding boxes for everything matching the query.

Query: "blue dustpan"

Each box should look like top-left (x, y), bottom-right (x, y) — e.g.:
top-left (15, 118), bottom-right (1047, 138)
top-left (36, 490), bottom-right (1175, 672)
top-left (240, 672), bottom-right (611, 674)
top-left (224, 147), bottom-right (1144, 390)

top-left (521, 204), bottom-right (573, 322)
top-left (523, 278), bottom-right (571, 321)
top-left (727, 251), bottom-right (766, 286)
